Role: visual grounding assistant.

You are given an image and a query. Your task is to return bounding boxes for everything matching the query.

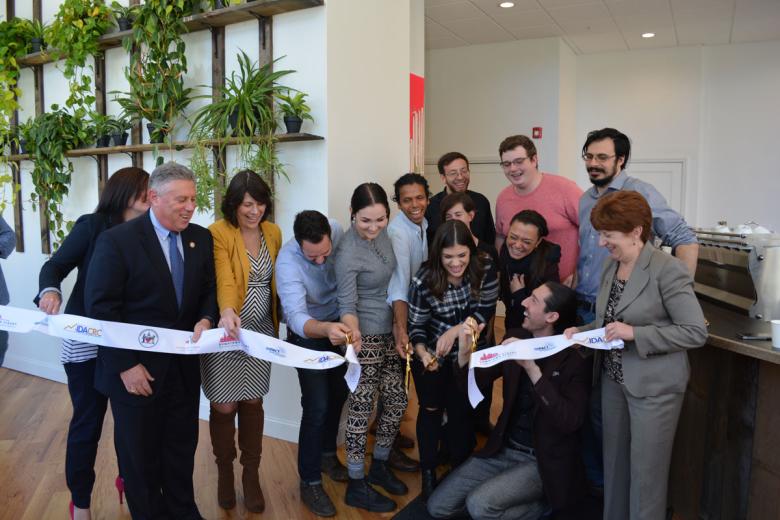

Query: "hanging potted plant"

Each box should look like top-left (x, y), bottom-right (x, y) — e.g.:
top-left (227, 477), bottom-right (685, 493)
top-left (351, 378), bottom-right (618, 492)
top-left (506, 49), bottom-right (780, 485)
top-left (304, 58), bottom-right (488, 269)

top-left (0, 18), bottom-right (33, 140)
top-left (276, 90), bottom-right (313, 134)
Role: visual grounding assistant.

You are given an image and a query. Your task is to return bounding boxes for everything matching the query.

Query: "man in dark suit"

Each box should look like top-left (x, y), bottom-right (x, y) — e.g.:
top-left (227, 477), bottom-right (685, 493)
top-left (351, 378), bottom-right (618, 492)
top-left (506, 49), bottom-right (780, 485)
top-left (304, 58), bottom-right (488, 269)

top-left (85, 162), bottom-right (217, 520)
top-left (427, 282), bottom-right (590, 520)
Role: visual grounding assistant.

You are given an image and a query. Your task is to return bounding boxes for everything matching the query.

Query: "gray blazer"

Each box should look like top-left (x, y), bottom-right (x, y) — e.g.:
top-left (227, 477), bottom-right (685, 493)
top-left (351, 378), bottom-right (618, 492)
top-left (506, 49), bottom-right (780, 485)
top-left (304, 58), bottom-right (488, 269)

top-left (0, 216), bottom-right (16, 305)
top-left (581, 241), bottom-right (707, 397)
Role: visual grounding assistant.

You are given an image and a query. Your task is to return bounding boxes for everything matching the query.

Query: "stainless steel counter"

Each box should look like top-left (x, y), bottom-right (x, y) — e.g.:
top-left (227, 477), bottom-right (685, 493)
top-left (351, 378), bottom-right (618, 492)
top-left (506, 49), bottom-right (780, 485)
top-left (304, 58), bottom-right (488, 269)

top-left (699, 299), bottom-right (780, 364)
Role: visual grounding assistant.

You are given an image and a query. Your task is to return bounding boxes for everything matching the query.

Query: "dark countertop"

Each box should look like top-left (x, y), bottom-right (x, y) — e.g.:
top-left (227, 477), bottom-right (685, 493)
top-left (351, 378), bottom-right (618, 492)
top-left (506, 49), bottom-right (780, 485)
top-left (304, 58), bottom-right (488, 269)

top-left (699, 299), bottom-right (780, 365)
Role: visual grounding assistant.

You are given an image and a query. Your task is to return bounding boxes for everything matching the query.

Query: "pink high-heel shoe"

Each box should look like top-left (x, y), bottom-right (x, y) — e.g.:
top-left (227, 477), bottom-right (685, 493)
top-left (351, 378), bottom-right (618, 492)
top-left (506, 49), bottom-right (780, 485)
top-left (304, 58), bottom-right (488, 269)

top-left (69, 501), bottom-right (74, 520)
top-left (115, 475), bottom-right (125, 505)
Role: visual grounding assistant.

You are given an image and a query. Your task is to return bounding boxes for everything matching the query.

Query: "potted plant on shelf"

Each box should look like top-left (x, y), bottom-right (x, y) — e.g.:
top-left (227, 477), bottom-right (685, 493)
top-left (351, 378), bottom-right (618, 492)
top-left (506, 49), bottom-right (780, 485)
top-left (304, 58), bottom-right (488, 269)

top-left (110, 1), bottom-right (140, 32)
top-left (107, 114), bottom-right (132, 146)
top-left (30, 19), bottom-right (49, 53)
top-left (0, 18), bottom-right (33, 134)
top-left (276, 90), bottom-right (313, 134)
top-left (90, 114), bottom-right (112, 148)
top-left (114, 1), bottom-right (196, 145)
top-left (17, 118), bottom-right (34, 154)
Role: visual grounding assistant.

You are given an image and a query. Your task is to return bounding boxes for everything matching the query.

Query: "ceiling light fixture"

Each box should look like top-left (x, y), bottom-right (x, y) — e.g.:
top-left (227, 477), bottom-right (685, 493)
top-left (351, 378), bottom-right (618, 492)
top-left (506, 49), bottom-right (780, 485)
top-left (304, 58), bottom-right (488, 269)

top-left (499, 1), bottom-right (515, 7)
top-left (641, 32), bottom-right (655, 38)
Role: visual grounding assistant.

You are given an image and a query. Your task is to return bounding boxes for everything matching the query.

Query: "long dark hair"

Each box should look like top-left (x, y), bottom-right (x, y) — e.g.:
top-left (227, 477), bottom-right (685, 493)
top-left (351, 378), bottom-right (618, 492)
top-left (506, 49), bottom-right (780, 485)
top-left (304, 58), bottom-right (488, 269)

top-left (425, 220), bottom-right (487, 300)
top-left (95, 167), bottom-right (149, 224)
top-left (507, 210), bottom-right (553, 284)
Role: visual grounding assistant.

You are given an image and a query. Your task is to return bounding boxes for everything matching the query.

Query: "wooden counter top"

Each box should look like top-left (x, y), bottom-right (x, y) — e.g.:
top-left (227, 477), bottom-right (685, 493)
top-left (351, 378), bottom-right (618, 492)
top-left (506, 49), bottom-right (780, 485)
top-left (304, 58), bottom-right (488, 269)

top-left (699, 300), bottom-right (780, 364)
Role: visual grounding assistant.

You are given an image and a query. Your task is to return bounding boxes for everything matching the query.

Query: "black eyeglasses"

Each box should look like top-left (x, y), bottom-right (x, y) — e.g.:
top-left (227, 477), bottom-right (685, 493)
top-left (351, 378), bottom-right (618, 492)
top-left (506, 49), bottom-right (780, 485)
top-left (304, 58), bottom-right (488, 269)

top-left (582, 153), bottom-right (616, 163)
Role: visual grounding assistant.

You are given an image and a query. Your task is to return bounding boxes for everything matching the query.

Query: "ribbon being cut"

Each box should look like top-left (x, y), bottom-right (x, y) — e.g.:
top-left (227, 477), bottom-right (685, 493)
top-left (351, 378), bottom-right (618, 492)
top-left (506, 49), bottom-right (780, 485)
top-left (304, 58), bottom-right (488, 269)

top-left (466, 328), bottom-right (624, 407)
top-left (0, 304), bottom-right (362, 392)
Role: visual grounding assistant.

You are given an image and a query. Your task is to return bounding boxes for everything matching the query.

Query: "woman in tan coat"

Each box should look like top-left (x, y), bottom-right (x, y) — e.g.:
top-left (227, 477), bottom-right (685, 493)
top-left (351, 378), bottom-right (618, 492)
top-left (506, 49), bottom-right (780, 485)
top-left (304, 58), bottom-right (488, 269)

top-left (204, 170), bottom-right (281, 513)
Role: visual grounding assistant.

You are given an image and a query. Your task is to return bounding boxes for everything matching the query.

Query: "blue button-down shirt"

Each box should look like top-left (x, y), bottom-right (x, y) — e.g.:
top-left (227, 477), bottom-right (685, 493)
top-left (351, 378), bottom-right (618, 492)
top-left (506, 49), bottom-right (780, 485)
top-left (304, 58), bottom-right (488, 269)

top-left (149, 209), bottom-right (184, 271)
top-left (387, 211), bottom-right (428, 305)
top-left (576, 171), bottom-right (697, 302)
top-left (275, 219), bottom-right (343, 338)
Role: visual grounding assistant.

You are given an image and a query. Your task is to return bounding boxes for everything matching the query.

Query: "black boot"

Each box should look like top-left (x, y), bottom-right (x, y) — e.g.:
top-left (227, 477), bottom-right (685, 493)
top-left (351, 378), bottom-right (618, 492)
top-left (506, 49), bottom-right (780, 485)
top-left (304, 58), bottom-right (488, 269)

top-left (300, 481), bottom-right (336, 517)
top-left (368, 458), bottom-right (408, 495)
top-left (421, 469), bottom-right (438, 499)
top-left (345, 477), bottom-right (396, 512)
top-left (321, 453), bottom-right (348, 482)
top-left (388, 446), bottom-right (419, 472)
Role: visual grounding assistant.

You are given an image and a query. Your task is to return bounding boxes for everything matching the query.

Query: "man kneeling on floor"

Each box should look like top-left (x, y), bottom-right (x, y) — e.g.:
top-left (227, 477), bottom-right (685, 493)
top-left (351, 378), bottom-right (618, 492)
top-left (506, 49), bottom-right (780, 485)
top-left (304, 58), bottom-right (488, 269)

top-left (427, 281), bottom-right (590, 520)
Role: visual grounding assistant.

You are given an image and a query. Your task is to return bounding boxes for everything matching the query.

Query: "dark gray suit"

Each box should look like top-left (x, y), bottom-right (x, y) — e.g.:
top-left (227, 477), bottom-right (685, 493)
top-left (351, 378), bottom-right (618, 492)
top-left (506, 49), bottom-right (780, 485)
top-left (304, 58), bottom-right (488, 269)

top-left (581, 242), bottom-right (707, 520)
top-left (0, 216), bottom-right (16, 366)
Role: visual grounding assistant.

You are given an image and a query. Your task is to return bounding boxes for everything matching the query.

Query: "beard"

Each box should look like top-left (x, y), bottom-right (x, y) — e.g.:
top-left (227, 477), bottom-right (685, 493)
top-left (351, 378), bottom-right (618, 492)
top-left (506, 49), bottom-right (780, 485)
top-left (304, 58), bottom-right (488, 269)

top-left (588, 167), bottom-right (617, 187)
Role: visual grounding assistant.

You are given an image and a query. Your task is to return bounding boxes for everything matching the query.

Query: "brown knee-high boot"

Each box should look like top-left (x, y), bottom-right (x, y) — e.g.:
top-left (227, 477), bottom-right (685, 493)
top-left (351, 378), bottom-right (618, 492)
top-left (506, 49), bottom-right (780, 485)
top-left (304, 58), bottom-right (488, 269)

top-left (238, 400), bottom-right (265, 513)
top-left (209, 405), bottom-right (238, 509)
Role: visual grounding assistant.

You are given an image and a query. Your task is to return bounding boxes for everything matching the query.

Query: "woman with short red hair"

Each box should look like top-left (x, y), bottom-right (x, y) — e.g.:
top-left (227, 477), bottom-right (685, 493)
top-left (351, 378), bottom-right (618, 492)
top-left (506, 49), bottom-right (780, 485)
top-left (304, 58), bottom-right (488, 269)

top-left (565, 191), bottom-right (707, 520)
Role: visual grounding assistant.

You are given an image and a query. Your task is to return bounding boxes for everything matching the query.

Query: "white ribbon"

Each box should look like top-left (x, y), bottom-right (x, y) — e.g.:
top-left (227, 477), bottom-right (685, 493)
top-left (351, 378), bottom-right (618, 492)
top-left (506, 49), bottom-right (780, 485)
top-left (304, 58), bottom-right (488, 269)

top-left (0, 305), bottom-right (361, 392)
top-left (467, 328), bottom-right (623, 407)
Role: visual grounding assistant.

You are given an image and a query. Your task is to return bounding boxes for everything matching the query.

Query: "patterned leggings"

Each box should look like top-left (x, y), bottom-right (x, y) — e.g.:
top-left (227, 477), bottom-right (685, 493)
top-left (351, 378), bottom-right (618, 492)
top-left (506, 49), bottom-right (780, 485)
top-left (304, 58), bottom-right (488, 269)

top-left (345, 333), bottom-right (408, 469)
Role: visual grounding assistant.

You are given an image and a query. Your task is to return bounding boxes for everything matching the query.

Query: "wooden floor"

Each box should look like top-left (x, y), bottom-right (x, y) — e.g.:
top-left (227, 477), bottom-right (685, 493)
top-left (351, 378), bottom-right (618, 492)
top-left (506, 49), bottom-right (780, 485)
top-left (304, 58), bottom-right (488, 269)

top-left (0, 360), bottom-right (504, 520)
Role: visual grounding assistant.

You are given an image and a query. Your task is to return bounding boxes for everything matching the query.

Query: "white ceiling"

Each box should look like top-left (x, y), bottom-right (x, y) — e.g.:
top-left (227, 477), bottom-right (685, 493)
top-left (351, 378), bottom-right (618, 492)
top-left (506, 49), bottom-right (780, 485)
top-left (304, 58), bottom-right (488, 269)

top-left (425, 0), bottom-right (780, 54)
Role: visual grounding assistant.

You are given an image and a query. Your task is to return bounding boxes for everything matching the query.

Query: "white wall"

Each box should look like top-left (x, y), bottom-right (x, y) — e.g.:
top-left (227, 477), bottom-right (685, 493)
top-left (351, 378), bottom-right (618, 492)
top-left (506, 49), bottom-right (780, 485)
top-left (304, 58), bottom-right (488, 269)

top-left (575, 46), bottom-right (703, 224)
top-left (425, 37), bottom-right (562, 171)
top-left (2, 1), bottom-right (398, 443)
top-left (698, 41), bottom-right (780, 231)
top-left (426, 38), bottom-right (780, 231)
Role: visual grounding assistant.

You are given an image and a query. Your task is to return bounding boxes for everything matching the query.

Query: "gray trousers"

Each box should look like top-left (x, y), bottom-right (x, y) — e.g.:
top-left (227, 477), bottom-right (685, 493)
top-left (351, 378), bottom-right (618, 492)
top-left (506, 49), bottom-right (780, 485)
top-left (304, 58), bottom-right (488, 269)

top-left (427, 443), bottom-right (546, 520)
top-left (602, 374), bottom-right (684, 520)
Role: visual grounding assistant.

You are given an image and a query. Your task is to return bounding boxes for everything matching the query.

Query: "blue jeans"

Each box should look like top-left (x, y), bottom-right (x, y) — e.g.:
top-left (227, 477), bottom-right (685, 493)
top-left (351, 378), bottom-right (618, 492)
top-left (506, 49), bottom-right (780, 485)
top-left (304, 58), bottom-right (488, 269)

top-left (64, 359), bottom-right (110, 508)
top-left (577, 305), bottom-right (603, 488)
top-left (290, 332), bottom-right (348, 484)
top-left (427, 442), bottom-right (546, 520)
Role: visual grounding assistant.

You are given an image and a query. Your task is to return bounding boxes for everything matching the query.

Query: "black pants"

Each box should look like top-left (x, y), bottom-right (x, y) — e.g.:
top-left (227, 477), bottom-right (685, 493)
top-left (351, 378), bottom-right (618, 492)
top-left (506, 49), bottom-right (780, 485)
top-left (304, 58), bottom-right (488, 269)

top-left (110, 357), bottom-right (201, 520)
top-left (290, 332), bottom-right (348, 484)
top-left (412, 356), bottom-right (475, 471)
top-left (64, 359), bottom-right (110, 508)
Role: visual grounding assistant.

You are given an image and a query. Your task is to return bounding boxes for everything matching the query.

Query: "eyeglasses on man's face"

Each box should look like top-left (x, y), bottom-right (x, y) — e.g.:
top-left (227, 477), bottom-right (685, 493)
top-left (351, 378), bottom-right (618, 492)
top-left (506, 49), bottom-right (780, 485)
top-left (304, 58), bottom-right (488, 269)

top-left (444, 168), bottom-right (469, 179)
top-left (582, 153), bottom-right (616, 163)
top-left (500, 157), bottom-right (528, 169)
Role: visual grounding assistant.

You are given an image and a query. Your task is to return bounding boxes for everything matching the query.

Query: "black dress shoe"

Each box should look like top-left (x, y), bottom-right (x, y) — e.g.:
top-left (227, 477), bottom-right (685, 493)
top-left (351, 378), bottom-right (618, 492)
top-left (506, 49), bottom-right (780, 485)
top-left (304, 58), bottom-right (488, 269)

top-left (345, 477), bottom-right (396, 512)
top-left (368, 459), bottom-right (408, 495)
top-left (300, 482), bottom-right (336, 517)
top-left (421, 469), bottom-right (438, 499)
top-left (321, 453), bottom-right (349, 482)
top-left (395, 432), bottom-right (415, 450)
top-left (388, 446), bottom-right (419, 472)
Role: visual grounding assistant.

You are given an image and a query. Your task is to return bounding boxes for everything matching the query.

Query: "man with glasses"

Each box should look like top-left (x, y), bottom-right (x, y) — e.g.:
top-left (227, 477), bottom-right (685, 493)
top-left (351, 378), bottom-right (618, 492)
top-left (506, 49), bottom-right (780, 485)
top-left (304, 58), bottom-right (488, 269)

top-left (425, 152), bottom-right (495, 246)
top-left (495, 135), bottom-right (582, 286)
top-left (575, 127), bottom-right (698, 493)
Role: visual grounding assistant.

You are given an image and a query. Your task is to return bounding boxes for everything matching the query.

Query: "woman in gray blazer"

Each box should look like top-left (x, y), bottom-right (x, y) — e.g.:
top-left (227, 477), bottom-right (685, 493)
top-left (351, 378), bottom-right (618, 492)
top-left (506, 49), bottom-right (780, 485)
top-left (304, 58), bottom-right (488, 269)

top-left (565, 191), bottom-right (707, 520)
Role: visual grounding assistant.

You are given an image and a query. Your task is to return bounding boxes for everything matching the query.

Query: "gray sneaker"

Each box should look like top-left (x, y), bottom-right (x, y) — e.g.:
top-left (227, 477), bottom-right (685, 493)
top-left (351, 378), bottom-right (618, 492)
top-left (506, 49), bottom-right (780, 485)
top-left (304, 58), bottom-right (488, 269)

top-left (300, 481), bottom-right (336, 517)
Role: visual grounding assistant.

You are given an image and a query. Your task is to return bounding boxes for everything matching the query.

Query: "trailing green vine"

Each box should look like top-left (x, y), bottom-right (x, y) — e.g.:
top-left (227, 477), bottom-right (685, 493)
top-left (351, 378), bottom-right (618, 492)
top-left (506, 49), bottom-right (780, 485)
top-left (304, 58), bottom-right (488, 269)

top-left (25, 106), bottom-right (89, 246)
top-left (46, 0), bottom-right (113, 121)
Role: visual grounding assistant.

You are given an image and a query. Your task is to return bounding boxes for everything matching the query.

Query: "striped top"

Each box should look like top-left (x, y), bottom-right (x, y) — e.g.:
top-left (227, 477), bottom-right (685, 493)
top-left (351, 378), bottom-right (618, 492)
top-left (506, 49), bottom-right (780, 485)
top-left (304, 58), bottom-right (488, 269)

top-left (60, 339), bottom-right (99, 364)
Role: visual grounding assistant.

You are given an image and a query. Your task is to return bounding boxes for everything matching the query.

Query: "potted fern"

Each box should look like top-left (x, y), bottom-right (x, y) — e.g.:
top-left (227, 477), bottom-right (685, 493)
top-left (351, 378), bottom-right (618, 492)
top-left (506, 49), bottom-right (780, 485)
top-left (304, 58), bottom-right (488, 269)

top-left (276, 90), bottom-right (313, 134)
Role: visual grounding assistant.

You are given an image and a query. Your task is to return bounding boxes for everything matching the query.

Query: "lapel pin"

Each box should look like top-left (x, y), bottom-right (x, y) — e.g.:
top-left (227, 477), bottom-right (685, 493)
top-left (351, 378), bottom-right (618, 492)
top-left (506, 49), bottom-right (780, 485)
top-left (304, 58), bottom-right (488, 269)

top-left (189, 241), bottom-right (195, 248)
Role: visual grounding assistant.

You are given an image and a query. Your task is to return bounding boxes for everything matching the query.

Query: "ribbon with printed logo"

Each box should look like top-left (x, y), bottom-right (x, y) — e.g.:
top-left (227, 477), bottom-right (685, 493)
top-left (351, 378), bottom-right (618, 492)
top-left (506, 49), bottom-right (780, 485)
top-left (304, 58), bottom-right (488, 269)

top-left (467, 329), bottom-right (623, 407)
top-left (0, 305), bottom-right (361, 390)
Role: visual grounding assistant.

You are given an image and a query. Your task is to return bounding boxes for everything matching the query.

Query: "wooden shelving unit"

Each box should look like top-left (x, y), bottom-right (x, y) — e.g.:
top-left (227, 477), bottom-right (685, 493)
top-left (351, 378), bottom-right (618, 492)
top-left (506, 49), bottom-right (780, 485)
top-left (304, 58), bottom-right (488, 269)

top-left (7, 133), bottom-right (323, 162)
top-left (5, 0), bottom-right (325, 253)
top-left (16, 0), bottom-right (324, 68)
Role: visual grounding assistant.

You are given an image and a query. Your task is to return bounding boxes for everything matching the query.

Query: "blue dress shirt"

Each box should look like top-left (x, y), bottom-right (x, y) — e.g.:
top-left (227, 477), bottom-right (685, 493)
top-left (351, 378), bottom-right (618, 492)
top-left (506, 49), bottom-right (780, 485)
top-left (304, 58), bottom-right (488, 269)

top-left (387, 211), bottom-right (428, 305)
top-left (576, 171), bottom-right (698, 302)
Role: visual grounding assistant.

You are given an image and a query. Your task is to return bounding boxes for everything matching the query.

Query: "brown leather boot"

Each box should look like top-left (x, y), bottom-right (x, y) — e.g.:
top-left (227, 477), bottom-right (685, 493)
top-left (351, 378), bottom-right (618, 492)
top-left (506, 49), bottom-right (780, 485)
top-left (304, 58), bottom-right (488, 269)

top-left (209, 405), bottom-right (237, 509)
top-left (238, 400), bottom-right (265, 513)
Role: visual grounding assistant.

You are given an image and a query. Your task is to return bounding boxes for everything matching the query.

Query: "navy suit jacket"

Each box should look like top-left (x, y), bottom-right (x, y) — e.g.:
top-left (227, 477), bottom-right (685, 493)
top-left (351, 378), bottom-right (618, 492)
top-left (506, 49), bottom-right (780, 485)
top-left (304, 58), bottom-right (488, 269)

top-left (84, 211), bottom-right (217, 405)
